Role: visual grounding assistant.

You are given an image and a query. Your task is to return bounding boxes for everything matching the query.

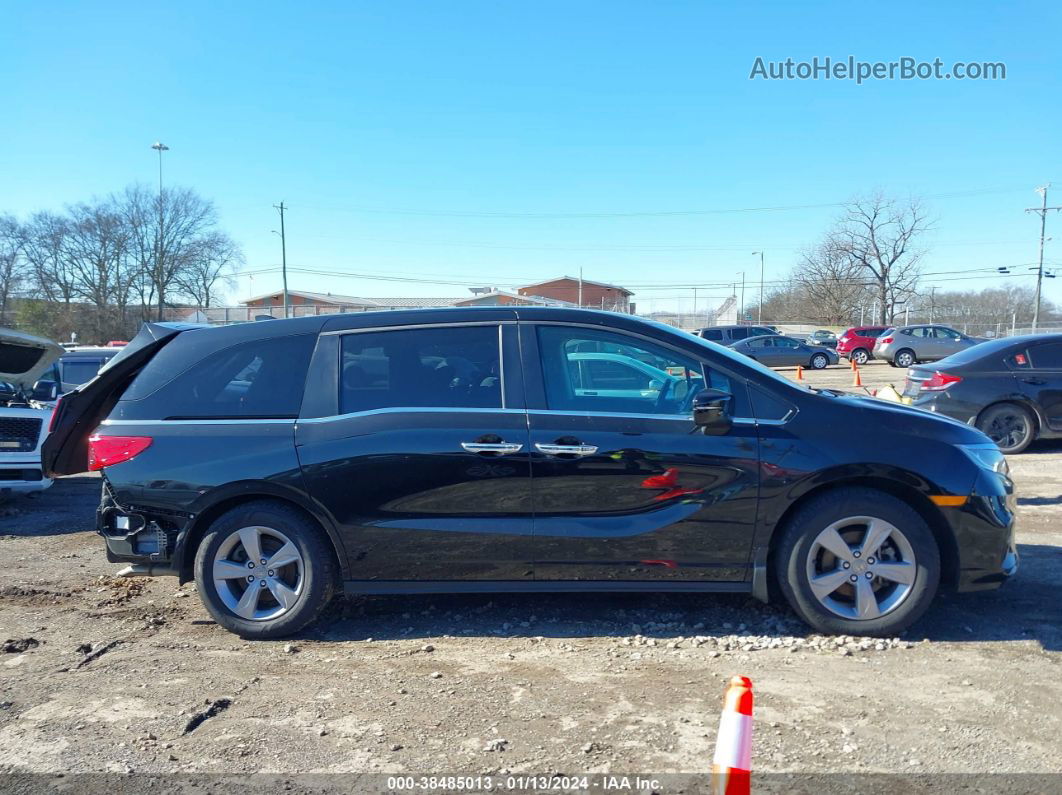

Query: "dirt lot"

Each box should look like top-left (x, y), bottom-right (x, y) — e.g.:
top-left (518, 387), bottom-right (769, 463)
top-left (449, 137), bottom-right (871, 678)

top-left (1, 359), bottom-right (1060, 790)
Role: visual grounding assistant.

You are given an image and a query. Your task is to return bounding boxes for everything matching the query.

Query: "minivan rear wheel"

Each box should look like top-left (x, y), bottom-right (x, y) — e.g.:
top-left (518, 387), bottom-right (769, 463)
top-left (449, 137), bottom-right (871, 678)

top-left (194, 500), bottom-right (338, 639)
top-left (775, 488), bottom-right (940, 637)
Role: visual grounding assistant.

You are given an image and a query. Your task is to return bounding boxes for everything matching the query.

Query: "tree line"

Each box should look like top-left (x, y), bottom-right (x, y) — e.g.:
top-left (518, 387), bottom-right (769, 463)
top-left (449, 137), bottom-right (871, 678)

top-left (744, 191), bottom-right (1056, 330)
top-left (0, 184), bottom-right (242, 343)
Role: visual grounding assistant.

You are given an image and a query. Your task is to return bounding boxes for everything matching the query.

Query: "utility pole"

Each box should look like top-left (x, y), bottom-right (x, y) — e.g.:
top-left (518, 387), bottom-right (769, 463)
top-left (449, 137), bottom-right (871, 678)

top-left (739, 272), bottom-right (745, 321)
top-left (1026, 185), bottom-right (1061, 332)
top-left (751, 251), bottom-right (764, 323)
top-left (151, 142), bottom-right (169, 321)
top-left (274, 202), bottom-right (289, 319)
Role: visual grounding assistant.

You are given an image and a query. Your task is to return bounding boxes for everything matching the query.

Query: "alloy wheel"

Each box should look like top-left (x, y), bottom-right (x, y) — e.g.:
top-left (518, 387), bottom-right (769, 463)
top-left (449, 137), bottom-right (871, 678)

top-left (984, 409), bottom-right (1030, 451)
top-left (852, 349), bottom-right (869, 365)
top-left (896, 351), bottom-right (914, 368)
top-left (805, 516), bottom-right (917, 620)
top-left (212, 526), bottom-right (305, 621)
top-left (811, 353), bottom-right (829, 369)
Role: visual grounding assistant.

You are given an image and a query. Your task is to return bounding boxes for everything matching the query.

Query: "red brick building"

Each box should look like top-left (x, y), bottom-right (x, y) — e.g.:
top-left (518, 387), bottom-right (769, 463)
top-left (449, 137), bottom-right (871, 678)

top-left (518, 276), bottom-right (632, 312)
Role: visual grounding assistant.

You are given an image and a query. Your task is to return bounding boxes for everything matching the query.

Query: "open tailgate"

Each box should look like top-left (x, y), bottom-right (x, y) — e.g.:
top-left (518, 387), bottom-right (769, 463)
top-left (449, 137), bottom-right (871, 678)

top-left (42, 323), bottom-right (191, 477)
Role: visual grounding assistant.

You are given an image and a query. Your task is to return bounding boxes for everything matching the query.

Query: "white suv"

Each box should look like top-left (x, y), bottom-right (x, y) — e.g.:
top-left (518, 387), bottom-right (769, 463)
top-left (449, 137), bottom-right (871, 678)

top-left (1, 328), bottom-right (63, 496)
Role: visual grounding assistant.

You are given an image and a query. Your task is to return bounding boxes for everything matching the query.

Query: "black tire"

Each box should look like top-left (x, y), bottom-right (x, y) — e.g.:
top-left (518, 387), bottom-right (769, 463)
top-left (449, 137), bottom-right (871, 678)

top-left (810, 353), bottom-right (830, 370)
top-left (977, 402), bottom-right (1036, 454)
top-left (851, 348), bottom-right (870, 365)
top-left (774, 487), bottom-right (940, 637)
top-left (194, 500), bottom-right (339, 639)
top-left (894, 349), bottom-right (916, 368)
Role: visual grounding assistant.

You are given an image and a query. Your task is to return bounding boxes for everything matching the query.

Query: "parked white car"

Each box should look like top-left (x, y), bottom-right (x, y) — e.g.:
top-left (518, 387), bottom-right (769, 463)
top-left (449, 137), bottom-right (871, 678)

top-left (0, 328), bottom-right (63, 496)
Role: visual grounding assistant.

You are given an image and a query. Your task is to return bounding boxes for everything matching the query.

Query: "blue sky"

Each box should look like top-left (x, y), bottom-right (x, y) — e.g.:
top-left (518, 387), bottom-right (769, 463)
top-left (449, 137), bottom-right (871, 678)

top-left (3, 1), bottom-right (1060, 314)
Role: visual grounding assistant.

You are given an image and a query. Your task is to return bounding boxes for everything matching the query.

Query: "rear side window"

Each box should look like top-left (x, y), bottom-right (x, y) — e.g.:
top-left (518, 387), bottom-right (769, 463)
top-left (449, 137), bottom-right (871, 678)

top-left (339, 325), bottom-right (501, 414)
top-left (126, 334), bottom-right (316, 419)
top-left (1029, 342), bottom-right (1062, 369)
top-left (729, 327), bottom-right (749, 341)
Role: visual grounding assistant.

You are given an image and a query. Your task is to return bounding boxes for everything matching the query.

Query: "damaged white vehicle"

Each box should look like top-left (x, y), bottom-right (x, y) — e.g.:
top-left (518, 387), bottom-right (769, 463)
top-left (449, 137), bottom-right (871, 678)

top-left (1, 328), bottom-right (63, 496)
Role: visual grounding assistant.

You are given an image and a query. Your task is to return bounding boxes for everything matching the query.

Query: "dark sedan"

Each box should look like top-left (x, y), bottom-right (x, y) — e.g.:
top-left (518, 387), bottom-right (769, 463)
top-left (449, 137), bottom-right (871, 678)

top-left (731, 334), bottom-right (839, 369)
top-left (905, 334), bottom-right (1062, 453)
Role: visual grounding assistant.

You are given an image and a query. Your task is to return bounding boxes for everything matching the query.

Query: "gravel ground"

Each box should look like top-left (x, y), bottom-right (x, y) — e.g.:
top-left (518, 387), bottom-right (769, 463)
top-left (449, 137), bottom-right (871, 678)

top-left (1, 362), bottom-right (1059, 791)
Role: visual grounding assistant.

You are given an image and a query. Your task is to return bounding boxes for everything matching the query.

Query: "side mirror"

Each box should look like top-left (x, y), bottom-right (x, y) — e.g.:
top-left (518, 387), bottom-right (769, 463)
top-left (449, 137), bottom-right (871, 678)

top-left (692, 388), bottom-right (733, 435)
top-left (30, 380), bottom-right (58, 402)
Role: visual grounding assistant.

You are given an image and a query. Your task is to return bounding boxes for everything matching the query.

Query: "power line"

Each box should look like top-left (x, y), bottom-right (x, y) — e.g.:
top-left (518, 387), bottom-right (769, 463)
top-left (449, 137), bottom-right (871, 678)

top-left (298, 186), bottom-right (1028, 221)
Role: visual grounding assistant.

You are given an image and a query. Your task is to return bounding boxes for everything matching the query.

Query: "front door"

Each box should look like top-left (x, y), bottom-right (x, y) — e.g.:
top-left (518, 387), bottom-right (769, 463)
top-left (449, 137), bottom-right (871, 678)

top-left (521, 323), bottom-right (760, 582)
top-left (296, 321), bottom-right (534, 581)
top-left (770, 336), bottom-right (806, 367)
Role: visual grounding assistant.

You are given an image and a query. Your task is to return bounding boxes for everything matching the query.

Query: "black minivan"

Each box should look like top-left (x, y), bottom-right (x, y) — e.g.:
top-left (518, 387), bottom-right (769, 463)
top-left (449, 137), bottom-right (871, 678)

top-left (43, 308), bottom-right (1017, 639)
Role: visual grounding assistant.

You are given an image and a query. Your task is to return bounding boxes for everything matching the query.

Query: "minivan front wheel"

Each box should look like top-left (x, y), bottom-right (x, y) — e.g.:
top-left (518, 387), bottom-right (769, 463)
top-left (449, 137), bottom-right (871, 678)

top-left (194, 500), bottom-right (338, 638)
top-left (775, 488), bottom-right (940, 636)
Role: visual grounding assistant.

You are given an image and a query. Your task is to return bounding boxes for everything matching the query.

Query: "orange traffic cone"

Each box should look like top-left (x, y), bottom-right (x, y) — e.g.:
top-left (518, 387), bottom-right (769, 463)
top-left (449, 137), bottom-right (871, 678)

top-left (850, 357), bottom-right (857, 371)
top-left (852, 367), bottom-right (862, 387)
top-left (712, 676), bottom-right (753, 795)
top-left (795, 366), bottom-right (803, 381)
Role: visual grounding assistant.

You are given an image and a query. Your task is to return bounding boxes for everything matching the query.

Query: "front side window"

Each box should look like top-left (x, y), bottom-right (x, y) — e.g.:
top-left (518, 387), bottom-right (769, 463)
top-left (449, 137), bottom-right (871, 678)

top-left (935, 327), bottom-right (961, 340)
top-left (537, 326), bottom-right (741, 416)
top-left (729, 327), bottom-right (750, 341)
top-left (340, 325), bottom-right (501, 414)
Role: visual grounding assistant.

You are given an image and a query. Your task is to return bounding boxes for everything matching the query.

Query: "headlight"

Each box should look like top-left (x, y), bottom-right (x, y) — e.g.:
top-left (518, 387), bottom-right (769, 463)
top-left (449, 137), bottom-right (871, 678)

top-left (960, 444), bottom-right (1010, 476)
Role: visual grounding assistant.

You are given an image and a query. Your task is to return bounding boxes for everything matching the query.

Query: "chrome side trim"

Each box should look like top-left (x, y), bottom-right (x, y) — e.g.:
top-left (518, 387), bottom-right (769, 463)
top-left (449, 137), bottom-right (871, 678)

top-left (100, 418), bottom-right (296, 426)
top-left (527, 409), bottom-right (694, 422)
top-left (322, 320), bottom-right (516, 336)
top-left (296, 406), bottom-right (525, 424)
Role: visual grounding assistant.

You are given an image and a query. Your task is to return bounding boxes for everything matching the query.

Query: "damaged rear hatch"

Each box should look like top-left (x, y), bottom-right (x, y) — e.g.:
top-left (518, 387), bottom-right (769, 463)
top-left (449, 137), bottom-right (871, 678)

top-left (42, 323), bottom-right (198, 477)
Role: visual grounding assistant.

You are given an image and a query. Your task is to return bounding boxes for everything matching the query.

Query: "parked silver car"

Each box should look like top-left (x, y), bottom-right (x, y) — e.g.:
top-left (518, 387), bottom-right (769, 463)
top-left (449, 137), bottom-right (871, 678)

top-left (874, 324), bottom-right (984, 368)
top-left (731, 334), bottom-right (839, 369)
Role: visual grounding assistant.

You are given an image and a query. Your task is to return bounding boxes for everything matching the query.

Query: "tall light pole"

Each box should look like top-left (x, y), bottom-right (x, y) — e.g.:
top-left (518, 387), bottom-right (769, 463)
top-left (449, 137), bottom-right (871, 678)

top-left (1026, 185), bottom-right (1061, 332)
top-left (151, 141), bottom-right (169, 193)
top-left (151, 142), bottom-right (169, 321)
top-left (273, 202), bottom-right (289, 319)
top-left (751, 251), bottom-right (764, 323)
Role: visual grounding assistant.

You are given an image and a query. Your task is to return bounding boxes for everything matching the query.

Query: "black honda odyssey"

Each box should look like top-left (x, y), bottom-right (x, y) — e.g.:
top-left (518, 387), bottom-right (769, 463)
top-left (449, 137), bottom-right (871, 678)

top-left (43, 308), bottom-right (1017, 639)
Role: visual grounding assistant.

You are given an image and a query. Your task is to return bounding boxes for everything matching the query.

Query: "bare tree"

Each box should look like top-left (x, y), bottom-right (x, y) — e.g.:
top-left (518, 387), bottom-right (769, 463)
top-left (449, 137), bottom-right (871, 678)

top-left (62, 199), bottom-right (134, 341)
top-left (830, 192), bottom-right (931, 324)
top-left (793, 241), bottom-right (873, 323)
top-left (172, 231), bottom-right (242, 308)
top-left (0, 215), bottom-right (29, 323)
top-left (120, 185), bottom-right (220, 320)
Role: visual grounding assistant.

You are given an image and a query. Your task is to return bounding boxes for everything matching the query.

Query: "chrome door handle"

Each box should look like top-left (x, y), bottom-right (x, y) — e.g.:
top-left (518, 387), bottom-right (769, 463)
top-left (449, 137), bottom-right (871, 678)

top-left (460, 442), bottom-right (523, 455)
top-left (534, 442), bottom-right (598, 457)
